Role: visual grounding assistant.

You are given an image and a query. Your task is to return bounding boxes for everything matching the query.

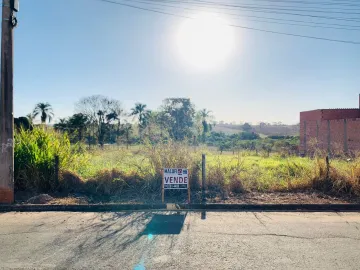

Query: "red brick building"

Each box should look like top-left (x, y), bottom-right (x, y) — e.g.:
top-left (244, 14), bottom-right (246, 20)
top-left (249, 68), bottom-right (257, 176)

top-left (300, 95), bottom-right (360, 155)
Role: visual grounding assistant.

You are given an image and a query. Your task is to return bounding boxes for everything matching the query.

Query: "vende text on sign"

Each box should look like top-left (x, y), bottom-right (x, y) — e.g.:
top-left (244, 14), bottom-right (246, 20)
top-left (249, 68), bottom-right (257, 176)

top-left (163, 168), bottom-right (188, 189)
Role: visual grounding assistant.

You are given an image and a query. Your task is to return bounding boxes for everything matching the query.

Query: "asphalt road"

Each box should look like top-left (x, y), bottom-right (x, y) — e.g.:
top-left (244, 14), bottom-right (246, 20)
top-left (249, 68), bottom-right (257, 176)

top-left (0, 211), bottom-right (359, 269)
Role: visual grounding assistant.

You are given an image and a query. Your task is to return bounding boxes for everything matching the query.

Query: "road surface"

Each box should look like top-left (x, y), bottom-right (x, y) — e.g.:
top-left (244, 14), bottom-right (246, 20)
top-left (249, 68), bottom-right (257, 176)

top-left (0, 211), bottom-right (359, 269)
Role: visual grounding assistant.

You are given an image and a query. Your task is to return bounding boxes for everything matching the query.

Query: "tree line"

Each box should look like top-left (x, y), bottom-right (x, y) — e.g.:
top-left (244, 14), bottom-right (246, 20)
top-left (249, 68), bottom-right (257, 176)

top-left (17, 95), bottom-right (215, 147)
top-left (16, 95), bottom-right (298, 153)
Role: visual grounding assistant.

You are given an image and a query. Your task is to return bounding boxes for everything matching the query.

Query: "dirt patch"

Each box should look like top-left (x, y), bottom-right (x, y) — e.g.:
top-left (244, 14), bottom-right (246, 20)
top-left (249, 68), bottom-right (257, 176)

top-left (207, 191), bottom-right (360, 204)
top-left (15, 190), bottom-right (360, 205)
top-left (48, 196), bottom-right (89, 205)
top-left (27, 194), bottom-right (54, 204)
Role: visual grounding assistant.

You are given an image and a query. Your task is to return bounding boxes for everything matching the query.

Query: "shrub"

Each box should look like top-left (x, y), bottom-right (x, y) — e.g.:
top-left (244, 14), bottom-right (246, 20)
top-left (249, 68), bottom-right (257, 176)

top-left (142, 140), bottom-right (202, 190)
top-left (14, 127), bottom-right (88, 191)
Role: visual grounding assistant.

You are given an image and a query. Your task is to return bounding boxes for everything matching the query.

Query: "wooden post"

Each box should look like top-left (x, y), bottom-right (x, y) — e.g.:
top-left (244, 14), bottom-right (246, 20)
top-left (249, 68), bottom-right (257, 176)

top-left (188, 169), bottom-right (191, 204)
top-left (0, 0), bottom-right (16, 204)
top-left (54, 155), bottom-right (59, 189)
top-left (326, 155), bottom-right (330, 180)
top-left (327, 120), bottom-right (331, 155)
top-left (161, 169), bottom-right (164, 203)
top-left (202, 154), bottom-right (206, 203)
top-left (303, 121), bottom-right (307, 155)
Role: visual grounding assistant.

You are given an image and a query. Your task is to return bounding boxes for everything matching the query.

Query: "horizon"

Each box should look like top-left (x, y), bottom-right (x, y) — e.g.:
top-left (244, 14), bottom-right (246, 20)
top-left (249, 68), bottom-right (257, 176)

top-left (13, 0), bottom-right (360, 125)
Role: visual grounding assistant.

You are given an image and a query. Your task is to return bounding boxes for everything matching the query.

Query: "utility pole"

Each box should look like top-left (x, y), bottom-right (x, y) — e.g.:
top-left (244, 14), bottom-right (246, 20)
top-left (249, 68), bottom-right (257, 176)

top-left (0, 0), bottom-right (18, 204)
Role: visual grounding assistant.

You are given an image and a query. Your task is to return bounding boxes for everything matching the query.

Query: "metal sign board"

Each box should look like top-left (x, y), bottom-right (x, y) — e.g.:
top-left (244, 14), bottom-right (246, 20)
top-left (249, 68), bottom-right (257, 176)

top-left (163, 168), bottom-right (189, 189)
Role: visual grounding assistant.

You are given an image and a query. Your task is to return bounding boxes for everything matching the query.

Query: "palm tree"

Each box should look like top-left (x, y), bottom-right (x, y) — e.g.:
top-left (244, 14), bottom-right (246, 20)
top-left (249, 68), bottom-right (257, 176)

top-left (32, 102), bottom-right (54, 124)
top-left (200, 109), bottom-right (213, 141)
top-left (131, 103), bottom-right (149, 126)
top-left (123, 123), bottom-right (133, 149)
top-left (105, 111), bottom-right (120, 143)
top-left (97, 110), bottom-right (105, 146)
top-left (53, 118), bottom-right (68, 132)
top-left (106, 112), bottom-right (118, 124)
top-left (200, 109), bottom-right (212, 122)
top-left (130, 103), bottom-right (151, 137)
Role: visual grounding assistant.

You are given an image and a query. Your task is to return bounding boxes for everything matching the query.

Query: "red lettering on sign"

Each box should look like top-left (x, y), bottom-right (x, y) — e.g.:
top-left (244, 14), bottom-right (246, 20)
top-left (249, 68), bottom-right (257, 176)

top-left (184, 177), bottom-right (188, 184)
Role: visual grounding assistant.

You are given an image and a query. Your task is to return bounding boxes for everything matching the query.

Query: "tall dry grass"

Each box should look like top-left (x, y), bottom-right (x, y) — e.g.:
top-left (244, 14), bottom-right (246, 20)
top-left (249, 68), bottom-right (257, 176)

top-left (14, 129), bottom-right (360, 199)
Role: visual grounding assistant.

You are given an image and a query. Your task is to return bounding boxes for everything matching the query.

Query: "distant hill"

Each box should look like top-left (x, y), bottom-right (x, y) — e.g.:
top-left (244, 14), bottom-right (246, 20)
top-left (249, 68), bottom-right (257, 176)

top-left (213, 123), bottom-right (299, 136)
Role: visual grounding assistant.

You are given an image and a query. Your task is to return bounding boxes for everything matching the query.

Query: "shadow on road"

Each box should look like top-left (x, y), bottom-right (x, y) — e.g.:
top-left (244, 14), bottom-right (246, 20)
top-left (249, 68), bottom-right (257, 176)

top-left (141, 213), bottom-right (186, 235)
top-left (29, 211), bottom-right (189, 268)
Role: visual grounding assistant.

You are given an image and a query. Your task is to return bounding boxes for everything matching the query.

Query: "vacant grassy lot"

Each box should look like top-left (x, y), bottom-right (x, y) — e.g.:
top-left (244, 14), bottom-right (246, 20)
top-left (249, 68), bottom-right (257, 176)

top-left (14, 128), bottom-right (360, 199)
top-left (73, 144), bottom-right (360, 197)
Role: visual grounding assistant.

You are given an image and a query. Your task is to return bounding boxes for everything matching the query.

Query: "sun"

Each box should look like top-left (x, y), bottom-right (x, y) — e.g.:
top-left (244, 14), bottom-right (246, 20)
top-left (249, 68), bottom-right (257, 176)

top-left (175, 13), bottom-right (235, 71)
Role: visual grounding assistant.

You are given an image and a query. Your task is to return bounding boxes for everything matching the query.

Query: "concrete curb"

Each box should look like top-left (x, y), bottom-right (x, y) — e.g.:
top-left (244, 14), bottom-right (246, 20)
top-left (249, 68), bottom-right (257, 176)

top-left (1, 203), bottom-right (360, 212)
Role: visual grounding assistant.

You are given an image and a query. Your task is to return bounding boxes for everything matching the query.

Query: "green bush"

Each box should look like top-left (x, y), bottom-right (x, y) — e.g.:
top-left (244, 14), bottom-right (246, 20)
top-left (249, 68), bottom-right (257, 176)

top-left (14, 127), bottom-right (88, 191)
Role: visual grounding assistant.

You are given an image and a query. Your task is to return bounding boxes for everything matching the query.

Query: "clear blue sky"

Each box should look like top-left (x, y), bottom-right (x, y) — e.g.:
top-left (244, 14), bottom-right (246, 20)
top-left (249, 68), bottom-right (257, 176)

top-left (13, 0), bottom-right (360, 124)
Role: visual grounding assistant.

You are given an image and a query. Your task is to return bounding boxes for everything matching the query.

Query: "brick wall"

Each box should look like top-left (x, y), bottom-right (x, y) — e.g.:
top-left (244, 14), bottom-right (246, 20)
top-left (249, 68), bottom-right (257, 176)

top-left (321, 109), bottom-right (360, 120)
top-left (329, 119), bottom-right (345, 152)
top-left (299, 95), bottom-right (360, 154)
top-left (347, 119), bottom-right (360, 151)
top-left (300, 110), bottom-right (321, 153)
top-left (318, 120), bottom-right (328, 150)
top-left (300, 110), bottom-right (322, 121)
top-left (300, 118), bottom-right (360, 154)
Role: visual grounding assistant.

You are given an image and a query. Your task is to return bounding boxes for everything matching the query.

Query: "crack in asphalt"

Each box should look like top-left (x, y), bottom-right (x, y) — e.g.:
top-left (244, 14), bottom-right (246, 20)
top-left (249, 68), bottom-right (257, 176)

top-left (336, 212), bottom-right (359, 231)
top-left (253, 212), bottom-right (266, 227)
top-left (192, 231), bottom-right (360, 241)
top-left (260, 213), bottom-right (273, 220)
top-left (0, 231), bottom-right (44, 236)
top-left (253, 212), bottom-right (270, 232)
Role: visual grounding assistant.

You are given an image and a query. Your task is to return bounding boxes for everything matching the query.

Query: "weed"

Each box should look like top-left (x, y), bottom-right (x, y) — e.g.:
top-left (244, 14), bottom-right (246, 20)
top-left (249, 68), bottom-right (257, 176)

top-left (14, 129), bottom-right (360, 198)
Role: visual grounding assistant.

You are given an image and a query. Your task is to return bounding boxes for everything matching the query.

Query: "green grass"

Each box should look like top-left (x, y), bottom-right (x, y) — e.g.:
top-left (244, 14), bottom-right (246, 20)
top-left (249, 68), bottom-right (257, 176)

top-left (14, 128), bottom-right (360, 197)
top-left (73, 145), bottom-right (360, 196)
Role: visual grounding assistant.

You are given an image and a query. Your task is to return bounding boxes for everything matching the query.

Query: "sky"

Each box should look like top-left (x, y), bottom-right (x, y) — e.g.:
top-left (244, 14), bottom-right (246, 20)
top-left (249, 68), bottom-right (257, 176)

top-left (12, 0), bottom-right (360, 124)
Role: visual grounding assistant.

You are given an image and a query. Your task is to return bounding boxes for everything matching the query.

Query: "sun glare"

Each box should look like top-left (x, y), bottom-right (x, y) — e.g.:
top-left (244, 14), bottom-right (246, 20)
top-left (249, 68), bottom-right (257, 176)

top-left (175, 13), bottom-right (235, 71)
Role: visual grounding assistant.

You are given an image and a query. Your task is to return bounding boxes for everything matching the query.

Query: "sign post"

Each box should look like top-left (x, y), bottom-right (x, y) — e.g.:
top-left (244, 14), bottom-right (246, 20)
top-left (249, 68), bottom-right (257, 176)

top-left (161, 169), bottom-right (164, 203)
top-left (162, 168), bottom-right (190, 203)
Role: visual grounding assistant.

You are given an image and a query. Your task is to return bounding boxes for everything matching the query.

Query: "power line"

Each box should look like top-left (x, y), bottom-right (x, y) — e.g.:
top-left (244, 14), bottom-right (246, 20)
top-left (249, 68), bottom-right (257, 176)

top-left (96, 0), bottom-right (360, 44)
top-left (145, 0), bottom-right (360, 22)
top-left (130, 0), bottom-right (360, 31)
top-left (187, 0), bottom-right (360, 7)
top-left (149, 0), bottom-right (360, 14)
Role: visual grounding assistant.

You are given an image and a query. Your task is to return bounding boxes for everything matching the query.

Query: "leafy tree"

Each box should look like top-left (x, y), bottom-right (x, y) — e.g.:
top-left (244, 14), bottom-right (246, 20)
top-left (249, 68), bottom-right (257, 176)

top-left (54, 114), bottom-right (89, 142)
top-left (14, 117), bottom-right (32, 131)
top-left (155, 111), bottom-right (172, 139)
top-left (53, 118), bottom-right (68, 132)
top-left (123, 123), bottom-right (133, 149)
top-left (161, 98), bottom-right (195, 140)
top-left (75, 95), bottom-right (123, 146)
top-left (239, 132), bottom-right (260, 140)
top-left (219, 141), bottom-right (231, 154)
top-left (68, 113), bottom-right (88, 141)
top-left (32, 102), bottom-right (54, 124)
top-left (242, 122), bottom-right (252, 132)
